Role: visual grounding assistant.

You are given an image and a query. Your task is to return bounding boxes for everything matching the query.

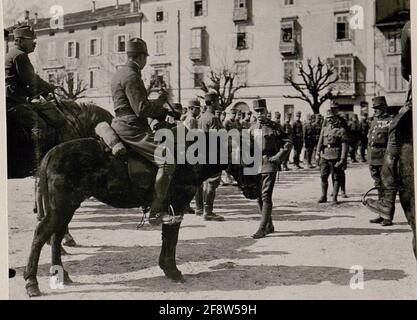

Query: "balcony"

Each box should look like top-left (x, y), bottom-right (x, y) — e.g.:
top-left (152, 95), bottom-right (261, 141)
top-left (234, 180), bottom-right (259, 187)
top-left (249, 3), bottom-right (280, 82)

top-left (332, 81), bottom-right (356, 97)
top-left (190, 47), bottom-right (203, 61)
top-left (279, 39), bottom-right (297, 55)
top-left (233, 7), bottom-right (248, 22)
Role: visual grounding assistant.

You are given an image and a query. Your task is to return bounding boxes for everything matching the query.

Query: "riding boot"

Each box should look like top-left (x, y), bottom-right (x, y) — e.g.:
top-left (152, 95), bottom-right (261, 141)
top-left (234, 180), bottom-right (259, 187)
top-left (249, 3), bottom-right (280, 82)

top-left (318, 182), bottom-right (328, 203)
top-left (265, 216), bottom-right (275, 234)
top-left (340, 172), bottom-right (348, 198)
top-left (149, 164), bottom-right (175, 226)
top-left (253, 207), bottom-right (270, 239)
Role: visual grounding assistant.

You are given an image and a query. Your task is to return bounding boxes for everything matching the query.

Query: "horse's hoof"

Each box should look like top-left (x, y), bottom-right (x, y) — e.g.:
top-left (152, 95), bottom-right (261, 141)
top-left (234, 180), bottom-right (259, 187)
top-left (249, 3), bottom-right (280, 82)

top-left (64, 272), bottom-right (73, 285)
top-left (63, 238), bottom-right (77, 247)
top-left (26, 282), bottom-right (41, 297)
top-left (164, 269), bottom-right (184, 283)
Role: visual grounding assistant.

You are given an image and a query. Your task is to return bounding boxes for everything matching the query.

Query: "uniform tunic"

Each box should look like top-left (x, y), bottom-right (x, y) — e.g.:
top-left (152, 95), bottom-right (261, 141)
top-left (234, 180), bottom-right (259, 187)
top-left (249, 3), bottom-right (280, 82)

top-left (111, 61), bottom-right (167, 164)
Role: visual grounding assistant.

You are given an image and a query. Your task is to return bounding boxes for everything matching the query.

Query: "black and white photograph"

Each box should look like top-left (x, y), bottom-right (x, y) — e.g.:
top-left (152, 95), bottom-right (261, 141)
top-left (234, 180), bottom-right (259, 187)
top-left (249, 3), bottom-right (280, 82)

top-left (1, 0), bottom-right (416, 301)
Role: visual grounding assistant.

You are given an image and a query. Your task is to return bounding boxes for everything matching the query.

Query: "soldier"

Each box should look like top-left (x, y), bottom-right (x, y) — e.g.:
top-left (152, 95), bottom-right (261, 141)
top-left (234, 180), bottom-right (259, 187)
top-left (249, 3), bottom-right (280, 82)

top-left (195, 91), bottom-right (225, 221)
top-left (180, 107), bottom-right (188, 122)
top-left (313, 114), bottom-right (323, 166)
top-left (292, 111), bottom-right (304, 169)
top-left (348, 114), bottom-right (361, 163)
top-left (367, 97), bottom-right (394, 226)
top-left (235, 110), bottom-right (243, 131)
top-left (267, 111), bottom-right (272, 121)
top-left (5, 25), bottom-right (58, 174)
top-left (183, 99), bottom-right (200, 130)
top-left (273, 111), bottom-right (282, 130)
top-left (365, 21), bottom-right (411, 220)
top-left (282, 113), bottom-right (293, 171)
top-left (111, 38), bottom-right (177, 226)
top-left (316, 107), bottom-right (348, 204)
top-left (359, 113), bottom-right (370, 162)
top-left (304, 114), bottom-right (316, 168)
top-left (250, 99), bottom-right (293, 239)
top-left (197, 104), bottom-right (207, 121)
top-left (223, 105), bottom-right (238, 130)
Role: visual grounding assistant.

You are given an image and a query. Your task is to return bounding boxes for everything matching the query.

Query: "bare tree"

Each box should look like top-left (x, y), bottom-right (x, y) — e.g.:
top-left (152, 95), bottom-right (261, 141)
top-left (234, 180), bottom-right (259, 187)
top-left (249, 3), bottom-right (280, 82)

top-left (284, 58), bottom-right (340, 114)
top-left (198, 66), bottom-right (245, 111)
top-left (55, 73), bottom-right (88, 100)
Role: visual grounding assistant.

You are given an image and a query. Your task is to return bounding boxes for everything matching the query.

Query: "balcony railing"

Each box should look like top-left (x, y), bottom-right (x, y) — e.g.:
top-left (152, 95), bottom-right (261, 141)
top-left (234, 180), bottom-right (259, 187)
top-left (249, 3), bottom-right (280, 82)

top-left (233, 7), bottom-right (248, 22)
top-left (190, 47), bottom-right (203, 61)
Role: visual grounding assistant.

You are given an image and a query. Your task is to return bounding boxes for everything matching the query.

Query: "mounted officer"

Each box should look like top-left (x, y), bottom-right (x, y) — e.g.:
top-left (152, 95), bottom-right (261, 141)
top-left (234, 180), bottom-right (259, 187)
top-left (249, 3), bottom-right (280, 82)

top-left (111, 38), bottom-right (176, 226)
top-left (367, 97), bottom-right (394, 226)
top-left (195, 90), bottom-right (225, 221)
top-left (250, 99), bottom-right (293, 239)
top-left (365, 21), bottom-right (411, 220)
top-left (304, 114), bottom-right (316, 168)
top-left (316, 106), bottom-right (348, 204)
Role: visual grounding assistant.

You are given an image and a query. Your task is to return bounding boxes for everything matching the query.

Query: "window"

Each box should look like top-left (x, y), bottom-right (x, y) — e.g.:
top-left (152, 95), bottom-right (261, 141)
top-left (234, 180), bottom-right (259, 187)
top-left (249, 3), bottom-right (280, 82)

top-left (91, 25), bottom-right (98, 31)
top-left (335, 12), bottom-right (350, 41)
top-left (155, 32), bottom-right (166, 55)
top-left (388, 66), bottom-right (407, 92)
top-left (284, 0), bottom-right (294, 5)
top-left (235, 62), bottom-right (248, 87)
top-left (387, 32), bottom-right (401, 54)
top-left (234, 0), bottom-right (246, 8)
top-left (88, 38), bottom-right (101, 56)
top-left (69, 29), bottom-right (75, 34)
top-left (194, 72), bottom-right (204, 88)
top-left (284, 61), bottom-right (295, 83)
top-left (282, 26), bottom-right (293, 42)
top-left (116, 35), bottom-right (128, 52)
top-left (47, 42), bottom-right (56, 61)
top-left (66, 41), bottom-right (79, 58)
top-left (194, 1), bottom-right (203, 16)
top-left (333, 56), bottom-right (354, 82)
top-left (236, 32), bottom-right (247, 50)
top-left (191, 28), bottom-right (202, 49)
top-left (152, 68), bottom-right (169, 89)
top-left (156, 8), bottom-right (164, 21)
top-left (89, 69), bottom-right (99, 89)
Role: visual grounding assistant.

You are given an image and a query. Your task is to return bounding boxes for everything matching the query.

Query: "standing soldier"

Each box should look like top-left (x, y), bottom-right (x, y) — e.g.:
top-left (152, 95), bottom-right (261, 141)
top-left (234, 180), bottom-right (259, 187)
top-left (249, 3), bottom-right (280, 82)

top-left (365, 21), bottom-right (411, 221)
top-left (267, 111), bottom-right (272, 121)
top-left (348, 114), bottom-right (361, 163)
top-left (223, 105), bottom-right (237, 130)
top-left (235, 111), bottom-right (243, 131)
top-left (195, 91), bottom-right (225, 221)
top-left (292, 111), bottom-right (304, 169)
top-left (313, 114), bottom-right (323, 167)
top-left (250, 99), bottom-right (293, 239)
top-left (241, 111), bottom-right (252, 129)
top-left (304, 114), bottom-right (316, 168)
top-left (316, 107), bottom-right (348, 204)
top-left (273, 111), bottom-right (282, 130)
top-left (367, 97), bottom-right (394, 226)
top-left (282, 113), bottom-right (293, 171)
top-left (359, 113), bottom-right (370, 162)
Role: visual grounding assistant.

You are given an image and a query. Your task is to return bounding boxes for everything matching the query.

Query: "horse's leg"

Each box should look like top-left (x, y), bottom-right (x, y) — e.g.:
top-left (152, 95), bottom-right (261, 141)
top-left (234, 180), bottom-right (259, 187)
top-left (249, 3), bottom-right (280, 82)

top-left (51, 222), bottom-right (74, 284)
top-left (159, 222), bottom-right (183, 282)
top-left (24, 217), bottom-right (55, 297)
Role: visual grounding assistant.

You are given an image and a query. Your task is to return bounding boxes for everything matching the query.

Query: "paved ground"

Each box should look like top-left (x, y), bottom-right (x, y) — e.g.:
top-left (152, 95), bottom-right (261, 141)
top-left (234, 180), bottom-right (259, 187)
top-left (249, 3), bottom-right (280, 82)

top-left (8, 162), bottom-right (417, 299)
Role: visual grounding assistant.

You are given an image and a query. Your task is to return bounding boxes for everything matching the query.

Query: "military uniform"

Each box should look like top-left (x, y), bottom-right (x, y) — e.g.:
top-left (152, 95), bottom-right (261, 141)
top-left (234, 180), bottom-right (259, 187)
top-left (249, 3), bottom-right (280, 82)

top-left (348, 115), bottom-right (361, 162)
top-left (183, 99), bottom-right (200, 130)
top-left (250, 99), bottom-right (293, 239)
top-left (365, 22), bottom-right (411, 220)
top-left (313, 115), bottom-right (323, 166)
top-left (282, 115), bottom-right (293, 171)
top-left (359, 115), bottom-right (370, 162)
top-left (194, 91), bottom-right (225, 221)
top-left (110, 38), bottom-right (174, 226)
top-left (317, 109), bottom-right (348, 203)
top-left (292, 112), bottom-right (304, 169)
top-left (303, 115), bottom-right (316, 168)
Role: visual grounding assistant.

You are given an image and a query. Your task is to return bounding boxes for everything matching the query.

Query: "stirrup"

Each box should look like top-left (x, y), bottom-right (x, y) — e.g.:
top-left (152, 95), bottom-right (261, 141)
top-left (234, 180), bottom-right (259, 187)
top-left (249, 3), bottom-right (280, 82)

top-left (163, 205), bottom-right (183, 225)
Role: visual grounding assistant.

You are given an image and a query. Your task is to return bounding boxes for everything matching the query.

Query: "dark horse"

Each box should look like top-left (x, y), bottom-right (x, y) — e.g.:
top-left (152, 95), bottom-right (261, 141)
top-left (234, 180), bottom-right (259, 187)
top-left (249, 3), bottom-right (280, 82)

top-left (23, 134), bottom-right (262, 296)
top-left (396, 108), bottom-right (416, 258)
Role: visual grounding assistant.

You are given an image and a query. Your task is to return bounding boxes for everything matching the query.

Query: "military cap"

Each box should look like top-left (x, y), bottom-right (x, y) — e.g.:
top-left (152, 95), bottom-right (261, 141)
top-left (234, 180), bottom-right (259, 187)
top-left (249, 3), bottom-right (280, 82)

top-left (253, 99), bottom-right (267, 111)
top-left (205, 90), bottom-right (218, 103)
top-left (326, 108), bottom-right (336, 118)
top-left (171, 103), bottom-right (183, 113)
top-left (296, 111), bottom-right (302, 116)
top-left (372, 96), bottom-right (387, 109)
top-left (126, 38), bottom-right (149, 56)
top-left (13, 25), bottom-right (36, 39)
top-left (188, 98), bottom-right (201, 108)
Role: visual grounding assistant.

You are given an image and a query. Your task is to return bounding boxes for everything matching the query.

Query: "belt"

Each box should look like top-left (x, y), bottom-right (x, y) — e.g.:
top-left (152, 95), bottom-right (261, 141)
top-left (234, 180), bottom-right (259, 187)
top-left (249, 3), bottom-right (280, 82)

top-left (325, 145), bottom-right (340, 148)
top-left (115, 107), bottom-right (135, 117)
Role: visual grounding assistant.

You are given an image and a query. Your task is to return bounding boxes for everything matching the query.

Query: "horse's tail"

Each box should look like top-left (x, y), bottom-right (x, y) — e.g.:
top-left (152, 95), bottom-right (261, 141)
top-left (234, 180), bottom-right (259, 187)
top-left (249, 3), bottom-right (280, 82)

top-left (36, 151), bottom-right (52, 220)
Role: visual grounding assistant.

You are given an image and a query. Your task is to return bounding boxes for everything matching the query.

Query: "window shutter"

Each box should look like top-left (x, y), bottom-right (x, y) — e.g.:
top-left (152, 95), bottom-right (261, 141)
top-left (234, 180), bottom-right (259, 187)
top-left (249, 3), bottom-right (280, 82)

top-left (75, 42), bottom-right (80, 58)
top-left (74, 72), bottom-right (79, 91)
top-left (190, 0), bottom-right (194, 18)
top-left (64, 41), bottom-right (69, 58)
top-left (164, 11), bottom-right (169, 22)
top-left (246, 32), bottom-right (254, 49)
top-left (230, 33), bottom-right (237, 49)
top-left (165, 70), bottom-right (170, 87)
top-left (114, 35), bottom-right (118, 52)
top-left (203, 0), bottom-right (208, 16)
top-left (86, 39), bottom-right (90, 56)
top-left (97, 38), bottom-right (102, 56)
